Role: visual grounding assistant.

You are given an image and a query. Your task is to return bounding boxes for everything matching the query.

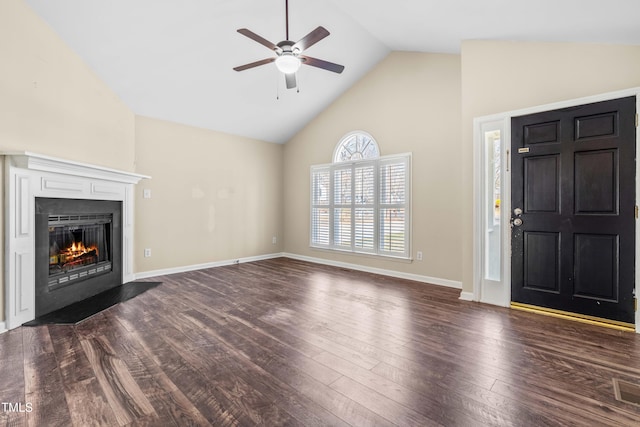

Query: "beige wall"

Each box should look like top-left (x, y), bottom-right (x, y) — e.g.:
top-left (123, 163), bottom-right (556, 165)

top-left (134, 116), bottom-right (284, 274)
top-left (0, 0), bottom-right (136, 322)
top-left (0, 0), bottom-right (135, 169)
top-left (461, 40), bottom-right (640, 293)
top-left (283, 52), bottom-right (463, 282)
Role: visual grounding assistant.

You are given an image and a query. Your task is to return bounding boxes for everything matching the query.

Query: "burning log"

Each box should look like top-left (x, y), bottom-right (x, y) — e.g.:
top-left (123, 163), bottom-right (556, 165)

top-left (62, 249), bottom-right (97, 268)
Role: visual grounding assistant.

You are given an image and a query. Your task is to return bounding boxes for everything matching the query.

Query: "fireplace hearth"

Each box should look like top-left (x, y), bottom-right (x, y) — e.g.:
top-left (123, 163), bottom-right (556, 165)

top-left (35, 198), bottom-right (122, 317)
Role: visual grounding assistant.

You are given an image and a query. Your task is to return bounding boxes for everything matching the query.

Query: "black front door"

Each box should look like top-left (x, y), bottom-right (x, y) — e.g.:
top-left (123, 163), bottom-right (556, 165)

top-left (511, 96), bottom-right (636, 324)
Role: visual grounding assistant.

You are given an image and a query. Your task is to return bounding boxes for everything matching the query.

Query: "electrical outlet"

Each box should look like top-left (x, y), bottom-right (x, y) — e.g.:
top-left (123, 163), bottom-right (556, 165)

top-left (272, 236), bottom-right (277, 245)
top-left (144, 248), bottom-right (151, 257)
top-left (416, 251), bottom-right (423, 261)
top-left (143, 189), bottom-right (151, 199)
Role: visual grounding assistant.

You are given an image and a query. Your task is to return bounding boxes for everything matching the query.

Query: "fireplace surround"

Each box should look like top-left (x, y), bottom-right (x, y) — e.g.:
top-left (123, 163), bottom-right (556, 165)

top-left (4, 152), bottom-right (148, 329)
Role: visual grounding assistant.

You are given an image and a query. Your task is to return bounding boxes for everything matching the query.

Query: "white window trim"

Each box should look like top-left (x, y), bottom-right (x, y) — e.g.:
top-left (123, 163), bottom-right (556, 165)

top-left (310, 152), bottom-right (412, 260)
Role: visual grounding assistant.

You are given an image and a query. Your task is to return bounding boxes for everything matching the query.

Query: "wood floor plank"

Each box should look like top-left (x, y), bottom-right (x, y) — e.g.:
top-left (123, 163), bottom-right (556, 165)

top-left (174, 304), bottom-right (391, 426)
top-left (315, 350), bottom-right (503, 426)
top-left (22, 326), bottom-right (73, 427)
top-left (99, 319), bottom-right (213, 427)
top-left (371, 359), bottom-right (560, 426)
top-left (47, 324), bottom-right (119, 426)
top-left (63, 378), bottom-right (120, 427)
top-left (490, 379), bottom-right (632, 426)
top-left (134, 314), bottom-right (283, 426)
top-left (404, 322), bottom-right (640, 416)
top-left (163, 330), bottom-right (300, 426)
top-left (245, 350), bottom-right (394, 427)
top-left (47, 325), bottom-right (95, 384)
top-left (230, 301), bottom-right (388, 370)
top-left (0, 329), bottom-right (28, 426)
top-left (128, 326), bottom-right (242, 426)
top-left (80, 336), bottom-right (155, 426)
top-left (0, 329), bottom-right (25, 391)
top-left (183, 306), bottom-right (342, 386)
top-left (168, 309), bottom-right (348, 427)
top-left (329, 375), bottom-right (442, 426)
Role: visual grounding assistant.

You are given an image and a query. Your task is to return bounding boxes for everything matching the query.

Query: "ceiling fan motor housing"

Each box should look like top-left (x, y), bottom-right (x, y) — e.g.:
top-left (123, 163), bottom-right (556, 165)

top-left (276, 41), bottom-right (299, 55)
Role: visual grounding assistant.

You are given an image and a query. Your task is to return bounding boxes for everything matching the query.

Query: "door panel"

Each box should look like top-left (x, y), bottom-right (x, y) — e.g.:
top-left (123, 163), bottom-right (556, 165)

top-left (524, 155), bottom-right (560, 213)
top-left (523, 231), bottom-right (560, 292)
top-left (574, 150), bottom-right (617, 214)
top-left (575, 112), bottom-right (617, 140)
top-left (511, 96), bottom-right (636, 324)
top-left (573, 233), bottom-right (618, 301)
top-left (524, 120), bottom-right (561, 145)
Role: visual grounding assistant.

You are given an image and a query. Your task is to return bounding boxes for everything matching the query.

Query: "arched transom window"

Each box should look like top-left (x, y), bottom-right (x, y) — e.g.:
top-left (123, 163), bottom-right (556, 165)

top-left (333, 131), bottom-right (380, 163)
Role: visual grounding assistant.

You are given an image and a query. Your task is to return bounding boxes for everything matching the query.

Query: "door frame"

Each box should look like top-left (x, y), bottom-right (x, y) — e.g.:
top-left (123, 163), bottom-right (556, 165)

top-left (472, 87), bottom-right (640, 333)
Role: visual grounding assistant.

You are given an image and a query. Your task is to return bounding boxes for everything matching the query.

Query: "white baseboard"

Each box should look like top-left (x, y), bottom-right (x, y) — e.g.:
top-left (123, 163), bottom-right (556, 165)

top-left (0, 321), bottom-right (7, 334)
top-left (134, 252), bottom-right (285, 280)
top-left (134, 251), bottom-right (462, 292)
top-left (459, 291), bottom-right (475, 301)
top-left (282, 252), bottom-right (462, 290)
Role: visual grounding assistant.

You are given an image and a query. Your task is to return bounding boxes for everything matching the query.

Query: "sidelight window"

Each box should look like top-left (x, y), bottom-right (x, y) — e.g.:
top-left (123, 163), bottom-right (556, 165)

top-left (482, 123), bottom-right (503, 281)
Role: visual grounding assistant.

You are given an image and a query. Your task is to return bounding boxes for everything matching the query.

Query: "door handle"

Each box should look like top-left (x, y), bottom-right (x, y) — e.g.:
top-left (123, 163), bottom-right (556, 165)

top-left (511, 207), bottom-right (523, 228)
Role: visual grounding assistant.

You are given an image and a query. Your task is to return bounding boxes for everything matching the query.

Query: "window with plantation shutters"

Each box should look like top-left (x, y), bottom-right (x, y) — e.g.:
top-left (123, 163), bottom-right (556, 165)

top-left (310, 138), bottom-right (410, 259)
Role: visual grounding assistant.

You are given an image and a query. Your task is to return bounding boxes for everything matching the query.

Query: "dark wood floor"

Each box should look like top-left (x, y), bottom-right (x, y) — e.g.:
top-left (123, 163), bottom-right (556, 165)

top-left (2, 258), bottom-right (640, 426)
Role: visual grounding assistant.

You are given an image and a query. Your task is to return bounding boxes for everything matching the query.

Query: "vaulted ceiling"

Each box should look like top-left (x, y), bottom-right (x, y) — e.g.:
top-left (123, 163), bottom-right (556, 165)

top-left (26, 0), bottom-right (640, 143)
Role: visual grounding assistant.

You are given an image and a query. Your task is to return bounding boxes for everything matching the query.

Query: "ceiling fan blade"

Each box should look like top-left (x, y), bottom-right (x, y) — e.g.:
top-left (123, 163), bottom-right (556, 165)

top-left (233, 57), bottom-right (275, 72)
top-left (237, 28), bottom-right (278, 51)
top-left (300, 55), bottom-right (345, 74)
top-left (293, 26), bottom-right (330, 52)
top-left (285, 73), bottom-right (297, 89)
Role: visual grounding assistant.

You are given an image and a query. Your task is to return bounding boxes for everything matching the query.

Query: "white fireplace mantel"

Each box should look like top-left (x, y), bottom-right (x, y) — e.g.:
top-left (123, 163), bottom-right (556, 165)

top-left (3, 152), bottom-right (149, 330)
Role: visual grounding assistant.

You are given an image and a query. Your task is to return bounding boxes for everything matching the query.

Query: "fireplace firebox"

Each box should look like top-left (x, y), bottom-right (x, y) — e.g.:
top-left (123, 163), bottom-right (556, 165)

top-left (35, 198), bottom-right (122, 317)
top-left (48, 213), bottom-right (112, 289)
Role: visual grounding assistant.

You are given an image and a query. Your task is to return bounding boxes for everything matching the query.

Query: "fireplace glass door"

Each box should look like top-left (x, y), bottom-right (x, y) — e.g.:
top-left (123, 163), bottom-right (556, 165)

top-left (48, 214), bottom-right (113, 289)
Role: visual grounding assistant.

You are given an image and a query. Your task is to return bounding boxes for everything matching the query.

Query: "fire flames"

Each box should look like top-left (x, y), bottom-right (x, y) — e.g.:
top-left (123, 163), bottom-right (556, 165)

top-left (68, 241), bottom-right (91, 254)
top-left (52, 241), bottom-right (99, 268)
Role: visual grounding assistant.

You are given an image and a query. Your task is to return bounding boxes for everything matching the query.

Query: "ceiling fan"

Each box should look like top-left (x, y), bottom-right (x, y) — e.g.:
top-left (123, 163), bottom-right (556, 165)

top-left (233, 0), bottom-right (345, 90)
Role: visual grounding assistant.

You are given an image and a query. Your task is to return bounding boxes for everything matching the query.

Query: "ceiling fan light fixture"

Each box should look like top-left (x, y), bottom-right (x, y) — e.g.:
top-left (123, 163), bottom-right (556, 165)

top-left (275, 53), bottom-right (301, 74)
